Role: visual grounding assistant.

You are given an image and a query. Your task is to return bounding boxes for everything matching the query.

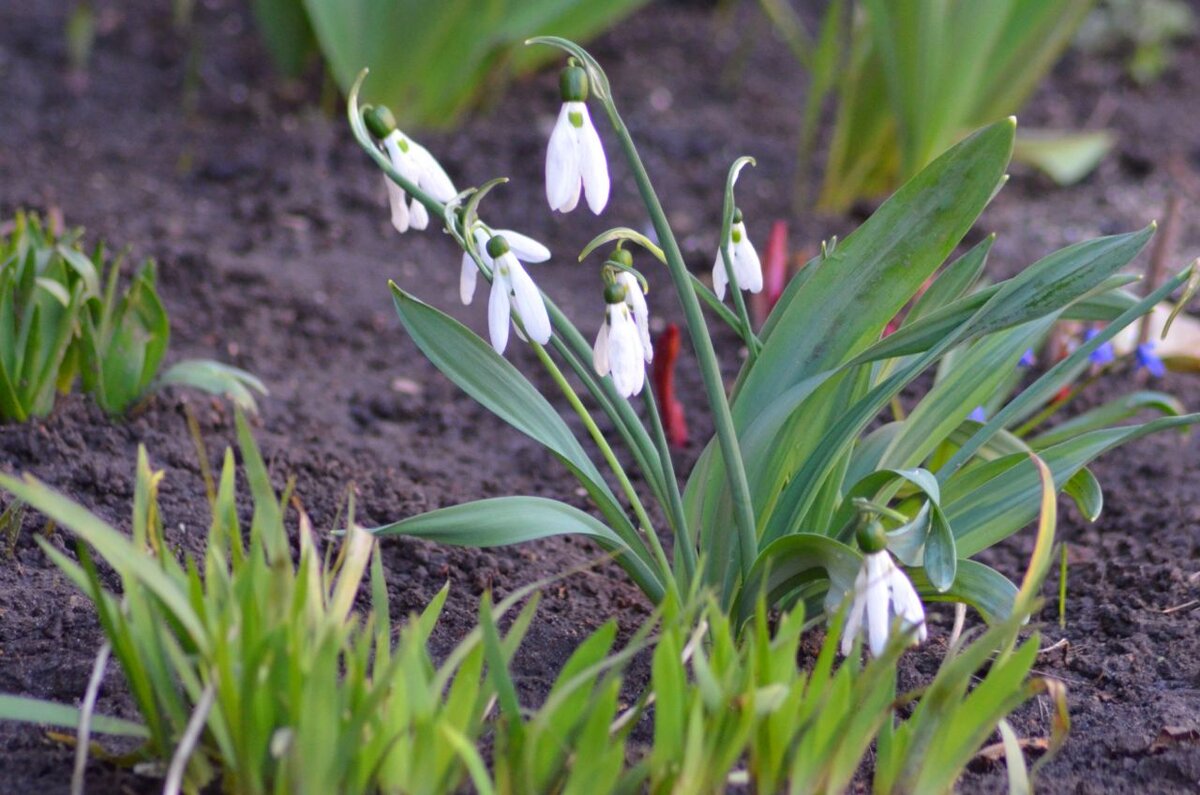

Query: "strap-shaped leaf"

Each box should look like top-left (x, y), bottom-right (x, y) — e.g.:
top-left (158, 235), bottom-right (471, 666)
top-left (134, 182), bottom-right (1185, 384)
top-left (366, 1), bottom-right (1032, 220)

top-left (735, 533), bottom-right (860, 626)
top-left (1030, 391), bottom-right (1184, 449)
top-left (390, 283), bottom-right (631, 529)
top-left (907, 559), bottom-right (1017, 624)
top-left (368, 496), bottom-right (663, 602)
top-left (0, 694), bottom-right (148, 737)
top-left (945, 414), bottom-right (1200, 556)
top-left (732, 119), bottom-right (1014, 427)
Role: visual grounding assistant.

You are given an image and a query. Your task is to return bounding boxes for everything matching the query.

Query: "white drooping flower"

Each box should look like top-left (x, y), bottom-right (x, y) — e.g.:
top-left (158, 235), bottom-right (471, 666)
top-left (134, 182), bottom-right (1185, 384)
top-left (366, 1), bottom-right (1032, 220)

top-left (379, 130), bottom-right (457, 234)
top-left (486, 235), bottom-right (552, 355)
top-left (592, 289), bottom-right (643, 398)
top-left (460, 226), bottom-right (551, 306)
top-left (712, 211), bottom-right (763, 300)
top-left (840, 522), bottom-right (927, 657)
top-left (545, 64), bottom-right (610, 215)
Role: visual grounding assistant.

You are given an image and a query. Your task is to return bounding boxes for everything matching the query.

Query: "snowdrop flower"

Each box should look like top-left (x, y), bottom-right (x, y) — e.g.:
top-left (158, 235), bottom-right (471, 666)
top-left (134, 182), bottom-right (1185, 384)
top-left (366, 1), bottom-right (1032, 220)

top-left (486, 235), bottom-right (551, 355)
top-left (546, 63), bottom-right (610, 215)
top-left (460, 226), bottom-right (551, 306)
top-left (593, 280), bottom-right (646, 398)
top-left (713, 209), bottom-right (763, 300)
top-left (364, 106), bottom-right (456, 234)
top-left (1136, 341), bottom-right (1166, 378)
top-left (841, 521), bottom-right (927, 657)
top-left (1084, 328), bottom-right (1116, 365)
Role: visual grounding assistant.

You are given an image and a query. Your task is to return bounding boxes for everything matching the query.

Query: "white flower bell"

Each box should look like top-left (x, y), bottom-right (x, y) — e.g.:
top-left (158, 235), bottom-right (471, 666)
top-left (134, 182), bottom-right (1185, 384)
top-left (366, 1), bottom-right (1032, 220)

top-left (713, 209), bottom-right (763, 300)
top-left (840, 521), bottom-right (927, 657)
top-left (364, 106), bottom-right (456, 234)
top-left (546, 63), bottom-right (610, 215)
top-left (486, 234), bottom-right (552, 355)
top-left (593, 275), bottom-right (649, 399)
top-left (461, 226), bottom-right (551, 306)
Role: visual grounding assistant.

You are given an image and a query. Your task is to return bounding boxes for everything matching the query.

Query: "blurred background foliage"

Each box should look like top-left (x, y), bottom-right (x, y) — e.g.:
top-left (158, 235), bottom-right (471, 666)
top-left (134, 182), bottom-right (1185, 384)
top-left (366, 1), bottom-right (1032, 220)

top-left (249, 0), bottom-right (650, 129)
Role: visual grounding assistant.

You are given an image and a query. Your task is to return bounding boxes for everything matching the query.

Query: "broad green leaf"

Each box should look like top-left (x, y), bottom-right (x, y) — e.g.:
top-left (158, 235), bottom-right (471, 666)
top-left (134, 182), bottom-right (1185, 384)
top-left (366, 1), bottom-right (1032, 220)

top-left (1030, 390), bottom-right (1183, 448)
top-left (734, 119), bottom-right (1013, 425)
top-left (908, 559), bottom-right (1017, 623)
top-left (945, 414), bottom-right (1200, 557)
top-left (368, 496), bottom-right (664, 602)
top-left (735, 534), bottom-right (860, 626)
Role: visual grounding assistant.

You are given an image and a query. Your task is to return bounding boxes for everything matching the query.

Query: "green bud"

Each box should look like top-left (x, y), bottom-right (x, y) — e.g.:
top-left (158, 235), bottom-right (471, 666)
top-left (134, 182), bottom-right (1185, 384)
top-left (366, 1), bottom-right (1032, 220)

top-left (608, 248), bottom-right (633, 268)
top-left (732, 207), bottom-right (744, 225)
top-left (603, 282), bottom-right (627, 304)
top-left (364, 106), bottom-right (397, 139)
top-left (486, 235), bottom-right (510, 259)
top-left (560, 64), bottom-right (589, 103)
top-left (856, 520), bottom-right (888, 555)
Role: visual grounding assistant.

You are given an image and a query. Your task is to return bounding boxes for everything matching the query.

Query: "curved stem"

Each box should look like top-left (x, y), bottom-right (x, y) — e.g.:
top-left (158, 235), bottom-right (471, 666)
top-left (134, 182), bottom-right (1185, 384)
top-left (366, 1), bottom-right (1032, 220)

top-left (532, 342), bottom-right (677, 598)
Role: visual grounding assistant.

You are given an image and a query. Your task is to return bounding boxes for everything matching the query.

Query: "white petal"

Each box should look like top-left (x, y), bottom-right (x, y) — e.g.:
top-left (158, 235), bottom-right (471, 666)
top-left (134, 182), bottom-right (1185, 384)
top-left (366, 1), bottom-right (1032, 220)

top-left (608, 306), bottom-right (645, 397)
top-left (841, 569), bottom-right (869, 656)
top-left (385, 177), bottom-right (409, 233)
top-left (593, 321), bottom-right (610, 376)
top-left (712, 250), bottom-right (728, 300)
top-left (495, 229), bottom-right (551, 263)
top-left (410, 142), bottom-right (457, 202)
top-left (889, 567), bottom-right (927, 643)
top-left (384, 134), bottom-right (421, 183)
top-left (576, 104), bottom-right (610, 215)
top-left (506, 256), bottom-right (551, 345)
top-left (460, 252), bottom-right (478, 305)
top-left (546, 104), bottom-right (582, 212)
top-left (733, 223), bottom-right (763, 293)
top-left (409, 197), bottom-right (429, 231)
top-left (488, 275), bottom-right (511, 354)
top-left (865, 553), bottom-right (891, 657)
top-left (617, 273), bottom-right (652, 362)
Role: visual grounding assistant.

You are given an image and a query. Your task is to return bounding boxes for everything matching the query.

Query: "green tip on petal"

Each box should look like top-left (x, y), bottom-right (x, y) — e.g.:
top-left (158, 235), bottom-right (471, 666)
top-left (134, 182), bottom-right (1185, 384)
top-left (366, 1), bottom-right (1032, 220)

top-left (486, 235), bottom-right (510, 259)
top-left (363, 106), bottom-right (397, 139)
top-left (560, 64), bottom-right (589, 103)
top-left (856, 520), bottom-right (888, 555)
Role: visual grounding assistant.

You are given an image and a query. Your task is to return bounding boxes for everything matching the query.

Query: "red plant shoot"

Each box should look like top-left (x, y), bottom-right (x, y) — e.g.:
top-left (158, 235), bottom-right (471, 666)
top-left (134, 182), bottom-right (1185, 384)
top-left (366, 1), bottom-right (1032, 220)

top-left (652, 323), bottom-right (688, 448)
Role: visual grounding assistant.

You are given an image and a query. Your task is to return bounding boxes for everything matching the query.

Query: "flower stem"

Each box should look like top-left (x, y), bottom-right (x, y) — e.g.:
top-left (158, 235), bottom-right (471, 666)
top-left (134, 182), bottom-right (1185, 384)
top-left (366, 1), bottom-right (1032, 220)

top-left (532, 342), bottom-right (677, 597)
top-left (641, 382), bottom-right (695, 585)
top-left (599, 106), bottom-right (759, 582)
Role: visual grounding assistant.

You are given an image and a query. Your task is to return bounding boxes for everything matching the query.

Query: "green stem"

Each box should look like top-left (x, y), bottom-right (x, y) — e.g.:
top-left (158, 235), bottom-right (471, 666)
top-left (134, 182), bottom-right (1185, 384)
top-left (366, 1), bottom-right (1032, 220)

top-left (532, 342), bottom-right (677, 597)
top-left (641, 382), bottom-right (695, 586)
top-left (600, 104), bottom-right (759, 582)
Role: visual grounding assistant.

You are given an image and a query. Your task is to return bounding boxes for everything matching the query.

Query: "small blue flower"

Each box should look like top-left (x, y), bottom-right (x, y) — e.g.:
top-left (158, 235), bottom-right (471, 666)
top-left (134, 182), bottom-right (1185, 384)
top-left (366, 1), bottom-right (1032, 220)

top-left (1018, 348), bottom-right (1036, 368)
top-left (1083, 328), bottom-right (1115, 366)
top-left (1136, 341), bottom-right (1166, 378)
top-left (968, 406), bottom-right (987, 423)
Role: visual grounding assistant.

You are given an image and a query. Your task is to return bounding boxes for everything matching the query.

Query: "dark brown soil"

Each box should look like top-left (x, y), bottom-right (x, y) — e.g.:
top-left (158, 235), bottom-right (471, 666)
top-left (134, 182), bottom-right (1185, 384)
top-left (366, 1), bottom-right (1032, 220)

top-left (1, 1), bottom-right (1199, 792)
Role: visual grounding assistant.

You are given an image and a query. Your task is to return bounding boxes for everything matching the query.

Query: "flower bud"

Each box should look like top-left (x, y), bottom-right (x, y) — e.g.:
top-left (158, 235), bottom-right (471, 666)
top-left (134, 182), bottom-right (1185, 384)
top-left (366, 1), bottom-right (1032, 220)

top-left (486, 234), bottom-right (511, 259)
top-left (364, 106), bottom-right (397, 139)
top-left (604, 282), bottom-right (627, 304)
top-left (608, 248), bottom-right (633, 268)
top-left (559, 64), bottom-right (589, 103)
top-left (856, 520), bottom-right (888, 555)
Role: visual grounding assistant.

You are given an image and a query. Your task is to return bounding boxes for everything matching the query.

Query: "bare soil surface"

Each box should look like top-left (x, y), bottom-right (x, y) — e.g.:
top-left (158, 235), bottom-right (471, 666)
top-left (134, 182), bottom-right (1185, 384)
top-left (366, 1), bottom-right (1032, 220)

top-left (1, 1), bottom-right (1199, 792)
